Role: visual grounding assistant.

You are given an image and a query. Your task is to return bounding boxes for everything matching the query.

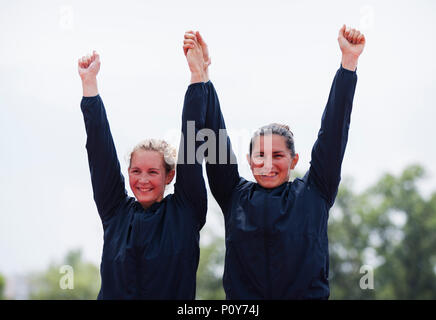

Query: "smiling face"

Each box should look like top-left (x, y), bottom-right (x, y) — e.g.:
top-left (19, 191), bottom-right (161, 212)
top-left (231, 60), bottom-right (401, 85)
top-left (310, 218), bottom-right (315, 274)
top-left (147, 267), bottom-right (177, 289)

top-left (247, 134), bottom-right (299, 189)
top-left (128, 149), bottom-right (175, 210)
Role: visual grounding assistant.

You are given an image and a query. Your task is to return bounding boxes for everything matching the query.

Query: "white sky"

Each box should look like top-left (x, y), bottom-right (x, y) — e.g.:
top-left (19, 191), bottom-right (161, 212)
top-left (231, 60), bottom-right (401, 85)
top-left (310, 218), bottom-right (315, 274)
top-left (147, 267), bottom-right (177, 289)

top-left (1, 0), bottom-right (436, 276)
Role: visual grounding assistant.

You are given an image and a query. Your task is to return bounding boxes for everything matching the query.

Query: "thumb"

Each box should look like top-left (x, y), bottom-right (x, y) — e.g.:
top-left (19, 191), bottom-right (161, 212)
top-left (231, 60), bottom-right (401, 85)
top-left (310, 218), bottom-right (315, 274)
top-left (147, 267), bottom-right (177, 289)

top-left (338, 24), bottom-right (346, 38)
top-left (93, 50), bottom-right (100, 63)
top-left (196, 31), bottom-right (206, 46)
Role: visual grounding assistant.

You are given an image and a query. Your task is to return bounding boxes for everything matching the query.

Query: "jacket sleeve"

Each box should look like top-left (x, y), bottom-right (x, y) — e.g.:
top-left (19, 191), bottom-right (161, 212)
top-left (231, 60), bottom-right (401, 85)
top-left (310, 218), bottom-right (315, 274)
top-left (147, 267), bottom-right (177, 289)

top-left (309, 66), bottom-right (357, 207)
top-left (204, 81), bottom-right (240, 212)
top-left (81, 95), bottom-right (127, 223)
top-left (174, 83), bottom-right (208, 230)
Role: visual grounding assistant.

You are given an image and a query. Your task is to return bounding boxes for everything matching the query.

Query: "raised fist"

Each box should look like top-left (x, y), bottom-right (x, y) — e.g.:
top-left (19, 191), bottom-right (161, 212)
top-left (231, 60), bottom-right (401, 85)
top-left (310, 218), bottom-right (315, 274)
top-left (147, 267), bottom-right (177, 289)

top-left (78, 51), bottom-right (100, 80)
top-left (338, 25), bottom-right (365, 58)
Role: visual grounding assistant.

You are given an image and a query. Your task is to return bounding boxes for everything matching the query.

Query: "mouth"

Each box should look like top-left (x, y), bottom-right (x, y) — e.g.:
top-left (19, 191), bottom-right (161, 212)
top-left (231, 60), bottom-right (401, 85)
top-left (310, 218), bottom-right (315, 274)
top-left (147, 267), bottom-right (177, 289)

top-left (260, 172), bottom-right (278, 178)
top-left (137, 187), bottom-right (153, 193)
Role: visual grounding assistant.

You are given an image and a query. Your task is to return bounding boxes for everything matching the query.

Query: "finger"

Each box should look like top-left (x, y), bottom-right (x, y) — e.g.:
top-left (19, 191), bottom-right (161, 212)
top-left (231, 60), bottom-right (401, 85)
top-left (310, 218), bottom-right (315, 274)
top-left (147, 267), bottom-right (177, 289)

top-left (183, 43), bottom-right (193, 49)
top-left (184, 39), bottom-right (197, 47)
top-left (93, 51), bottom-right (100, 63)
top-left (83, 56), bottom-right (91, 68)
top-left (196, 31), bottom-right (206, 46)
top-left (84, 56), bottom-right (90, 66)
top-left (347, 29), bottom-right (355, 42)
top-left (90, 50), bottom-right (96, 62)
top-left (183, 43), bottom-right (195, 55)
top-left (184, 30), bottom-right (195, 38)
top-left (184, 32), bottom-right (197, 40)
top-left (183, 43), bottom-right (194, 51)
top-left (352, 30), bottom-right (360, 44)
top-left (358, 33), bottom-right (366, 45)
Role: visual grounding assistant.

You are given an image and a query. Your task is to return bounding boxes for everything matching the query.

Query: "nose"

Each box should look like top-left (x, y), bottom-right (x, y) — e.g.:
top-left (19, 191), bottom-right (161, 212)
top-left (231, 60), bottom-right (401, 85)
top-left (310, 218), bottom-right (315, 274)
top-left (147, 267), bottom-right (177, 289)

top-left (138, 173), bottom-right (150, 184)
top-left (252, 155), bottom-right (273, 175)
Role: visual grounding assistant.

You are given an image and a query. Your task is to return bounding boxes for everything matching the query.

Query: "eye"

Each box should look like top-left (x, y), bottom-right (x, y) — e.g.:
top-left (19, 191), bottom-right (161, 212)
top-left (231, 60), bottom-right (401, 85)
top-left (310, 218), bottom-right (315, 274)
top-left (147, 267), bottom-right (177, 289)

top-left (131, 169), bottom-right (140, 174)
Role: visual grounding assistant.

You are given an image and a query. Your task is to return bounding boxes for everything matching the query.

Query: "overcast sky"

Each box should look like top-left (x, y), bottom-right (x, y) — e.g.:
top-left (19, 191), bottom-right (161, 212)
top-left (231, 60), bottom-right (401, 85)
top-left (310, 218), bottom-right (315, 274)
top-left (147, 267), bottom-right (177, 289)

top-left (1, 0), bottom-right (436, 276)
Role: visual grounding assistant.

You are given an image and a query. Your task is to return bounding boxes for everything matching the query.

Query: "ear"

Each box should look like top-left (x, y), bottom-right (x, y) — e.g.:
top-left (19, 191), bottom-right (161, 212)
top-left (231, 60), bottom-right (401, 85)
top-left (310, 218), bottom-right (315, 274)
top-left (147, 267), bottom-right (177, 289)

top-left (165, 169), bottom-right (176, 185)
top-left (246, 153), bottom-right (252, 167)
top-left (290, 153), bottom-right (299, 170)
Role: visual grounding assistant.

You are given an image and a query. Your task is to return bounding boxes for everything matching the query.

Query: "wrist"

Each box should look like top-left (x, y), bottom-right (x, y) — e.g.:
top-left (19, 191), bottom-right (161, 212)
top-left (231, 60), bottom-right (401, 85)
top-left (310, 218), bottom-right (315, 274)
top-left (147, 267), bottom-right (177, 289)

top-left (203, 69), bottom-right (210, 82)
top-left (190, 71), bottom-right (204, 84)
top-left (81, 77), bottom-right (99, 97)
top-left (341, 54), bottom-right (359, 71)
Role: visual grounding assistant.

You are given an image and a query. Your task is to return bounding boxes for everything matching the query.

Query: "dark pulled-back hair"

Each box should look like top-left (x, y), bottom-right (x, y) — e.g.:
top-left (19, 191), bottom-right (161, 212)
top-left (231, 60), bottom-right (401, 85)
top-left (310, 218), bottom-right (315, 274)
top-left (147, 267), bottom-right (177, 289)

top-left (249, 123), bottom-right (296, 157)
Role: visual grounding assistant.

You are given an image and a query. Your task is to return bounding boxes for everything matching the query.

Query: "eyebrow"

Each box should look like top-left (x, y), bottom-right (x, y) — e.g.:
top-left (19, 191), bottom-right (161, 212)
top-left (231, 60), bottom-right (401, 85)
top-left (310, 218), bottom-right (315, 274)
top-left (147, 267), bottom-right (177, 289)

top-left (254, 151), bottom-right (286, 154)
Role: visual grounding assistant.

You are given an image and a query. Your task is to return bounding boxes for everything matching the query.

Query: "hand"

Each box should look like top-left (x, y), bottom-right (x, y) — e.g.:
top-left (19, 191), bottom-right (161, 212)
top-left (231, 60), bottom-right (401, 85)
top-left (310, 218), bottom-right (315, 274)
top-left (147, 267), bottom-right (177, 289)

top-left (338, 25), bottom-right (365, 71)
top-left (78, 50), bottom-right (101, 81)
top-left (78, 50), bottom-right (100, 97)
top-left (183, 30), bottom-right (211, 82)
top-left (194, 31), bottom-right (211, 78)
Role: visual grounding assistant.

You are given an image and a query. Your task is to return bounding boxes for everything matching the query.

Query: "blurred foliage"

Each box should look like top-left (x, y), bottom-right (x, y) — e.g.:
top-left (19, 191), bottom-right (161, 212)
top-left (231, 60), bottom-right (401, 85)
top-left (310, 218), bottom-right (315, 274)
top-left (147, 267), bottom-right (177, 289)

top-left (329, 164), bottom-right (436, 299)
top-left (28, 249), bottom-right (100, 300)
top-left (0, 273), bottom-right (5, 299)
top-left (196, 236), bottom-right (226, 300)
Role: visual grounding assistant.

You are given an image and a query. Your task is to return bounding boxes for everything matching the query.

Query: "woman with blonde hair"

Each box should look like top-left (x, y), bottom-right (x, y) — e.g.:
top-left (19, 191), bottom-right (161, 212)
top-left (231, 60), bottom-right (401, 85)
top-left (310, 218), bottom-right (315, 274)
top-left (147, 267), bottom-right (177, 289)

top-left (78, 35), bottom-right (208, 299)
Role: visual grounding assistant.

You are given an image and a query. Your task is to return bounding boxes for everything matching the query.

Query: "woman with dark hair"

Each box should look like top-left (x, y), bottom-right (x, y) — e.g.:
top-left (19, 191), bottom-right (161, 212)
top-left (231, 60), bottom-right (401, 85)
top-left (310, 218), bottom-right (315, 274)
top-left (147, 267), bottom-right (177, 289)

top-left (186, 25), bottom-right (365, 299)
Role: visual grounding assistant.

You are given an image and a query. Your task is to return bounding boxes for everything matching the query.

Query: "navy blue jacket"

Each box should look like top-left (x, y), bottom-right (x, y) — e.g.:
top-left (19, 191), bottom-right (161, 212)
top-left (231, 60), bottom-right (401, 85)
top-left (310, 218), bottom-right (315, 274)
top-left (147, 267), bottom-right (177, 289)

top-left (80, 83), bottom-right (208, 299)
top-left (205, 66), bottom-right (357, 299)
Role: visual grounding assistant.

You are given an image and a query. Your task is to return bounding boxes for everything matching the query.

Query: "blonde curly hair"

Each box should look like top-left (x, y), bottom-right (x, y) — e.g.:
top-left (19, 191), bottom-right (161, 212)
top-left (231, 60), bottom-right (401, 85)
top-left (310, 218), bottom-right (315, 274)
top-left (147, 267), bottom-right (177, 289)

top-left (128, 139), bottom-right (177, 173)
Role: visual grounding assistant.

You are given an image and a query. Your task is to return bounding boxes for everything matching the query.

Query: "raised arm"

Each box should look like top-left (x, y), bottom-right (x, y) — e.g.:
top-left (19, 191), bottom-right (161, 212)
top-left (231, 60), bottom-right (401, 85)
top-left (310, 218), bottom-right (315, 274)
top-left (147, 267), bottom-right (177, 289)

top-left (79, 52), bottom-right (127, 223)
top-left (309, 25), bottom-right (365, 206)
top-left (174, 33), bottom-right (209, 229)
top-left (184, 31), bottom-right (241, 212)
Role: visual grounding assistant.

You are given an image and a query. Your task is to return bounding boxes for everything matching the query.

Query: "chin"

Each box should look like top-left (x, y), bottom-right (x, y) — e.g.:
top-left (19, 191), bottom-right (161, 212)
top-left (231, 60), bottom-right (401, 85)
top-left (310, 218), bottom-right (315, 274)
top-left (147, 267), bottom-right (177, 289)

top-left (136, 194), bottom-right (158, 206)
top-left (261, 182), bottom-right (279, 189)
top-left (255, 178), bottom-right (279, 189)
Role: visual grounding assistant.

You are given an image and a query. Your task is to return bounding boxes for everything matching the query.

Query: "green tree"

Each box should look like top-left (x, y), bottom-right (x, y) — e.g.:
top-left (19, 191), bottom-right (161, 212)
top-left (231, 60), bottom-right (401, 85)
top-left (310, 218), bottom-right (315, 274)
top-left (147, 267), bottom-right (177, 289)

top-left (366, 165), bottom-right (436, 299)
top-left (196, 236), bottom-right (226, 300)
top-left (0, 273), bottom-right (5, 299)
top-left (329, 164), bottom-right (436, 299)
top-left (328, 178), bottom-right (376, 299)
top-left (28, 249), bottom-right (100, 300)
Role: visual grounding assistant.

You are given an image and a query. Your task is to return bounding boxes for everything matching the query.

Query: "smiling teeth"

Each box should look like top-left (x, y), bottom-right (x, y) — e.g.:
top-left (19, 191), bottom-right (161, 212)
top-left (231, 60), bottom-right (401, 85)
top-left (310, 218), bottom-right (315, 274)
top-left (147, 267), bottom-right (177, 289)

top-left (263, 173), bottom-right (277, 177)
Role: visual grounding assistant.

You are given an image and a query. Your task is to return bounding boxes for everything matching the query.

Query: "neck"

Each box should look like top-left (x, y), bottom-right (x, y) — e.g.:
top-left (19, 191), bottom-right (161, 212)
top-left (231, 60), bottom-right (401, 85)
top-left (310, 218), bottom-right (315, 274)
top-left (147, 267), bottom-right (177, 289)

top-left (140, 195), bottom-right (164, 210)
